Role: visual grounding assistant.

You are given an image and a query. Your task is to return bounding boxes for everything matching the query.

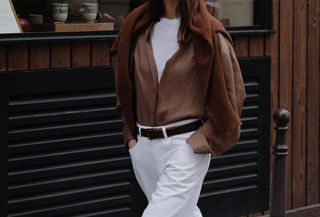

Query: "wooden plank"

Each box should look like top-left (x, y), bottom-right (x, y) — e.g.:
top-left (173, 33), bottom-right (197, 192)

top-left (319, 0), bottom-right (320, 204)
top-left (292, 0), bottom-right (307, 208)
top-left (306, 0), bottom-right (320, 205)
top-left (72, 41), bottom-right (91, 67)
top-left (29, 43), bottom-right (50, 70)
top-left (0, 45), bottom-right (7, 71)
top-left (91, 41), bottom-right (110, 66)
top-left (265, 0), bottom-right (279, 203)
top-left (51, 42), bottom-right (71, 68)
top-left (7, 44), bottom-right (28, 71)
top-left (279, 0), bottom-right (293, 210)
top-left (233, 36), bottom-right (249, 57)
top-left (249, 36), bottom-right (264, 57)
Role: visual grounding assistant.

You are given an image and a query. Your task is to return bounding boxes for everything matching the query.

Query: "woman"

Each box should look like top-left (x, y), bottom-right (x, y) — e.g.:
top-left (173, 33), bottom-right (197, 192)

top-left (111, 0), bottom-right (246, 216)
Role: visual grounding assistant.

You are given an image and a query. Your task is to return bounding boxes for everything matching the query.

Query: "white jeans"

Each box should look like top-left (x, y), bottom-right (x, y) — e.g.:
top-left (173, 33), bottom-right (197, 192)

top-left (129, 120), bottom-right (212, 217)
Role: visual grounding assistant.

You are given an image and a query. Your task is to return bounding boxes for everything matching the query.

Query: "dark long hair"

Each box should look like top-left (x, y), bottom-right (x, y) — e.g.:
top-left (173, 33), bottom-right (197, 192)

top-left (147, 0), bottom-right (198, 45)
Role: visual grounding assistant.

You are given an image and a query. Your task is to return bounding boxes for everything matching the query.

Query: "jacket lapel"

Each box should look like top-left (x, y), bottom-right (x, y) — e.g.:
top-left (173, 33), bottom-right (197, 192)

top-left (114, 4), bottom-right (152, 133)
top-left (144, 26), bottom-right (159, 92)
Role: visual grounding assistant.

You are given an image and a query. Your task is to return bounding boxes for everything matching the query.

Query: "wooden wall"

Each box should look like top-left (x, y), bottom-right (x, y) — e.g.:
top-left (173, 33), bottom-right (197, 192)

top-left (234, 0), bottom-right (320, 216)
top-left (273, 0), bottom-right (319, 211)
top-left (0, 41), bottom-right (110, 71)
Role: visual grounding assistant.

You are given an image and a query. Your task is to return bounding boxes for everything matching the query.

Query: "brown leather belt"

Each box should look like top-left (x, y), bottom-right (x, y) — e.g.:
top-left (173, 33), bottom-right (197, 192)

top-left (136, 119), bottom-right (204, 140)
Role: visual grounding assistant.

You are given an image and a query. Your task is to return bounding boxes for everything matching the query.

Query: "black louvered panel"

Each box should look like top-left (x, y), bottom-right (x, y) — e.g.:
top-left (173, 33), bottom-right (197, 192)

top-left (9, 132), bottom-right (123, 156)
top-left (198, 57), bottom-right (271, 217)
top-left (3, 58), bottom-right (270, 217)
top-left (8, 91), bottom-right (120, 142)
top-left (4, 67), bottom-right (133, 217)
top-left (8, 90), bottom-right (116, 113)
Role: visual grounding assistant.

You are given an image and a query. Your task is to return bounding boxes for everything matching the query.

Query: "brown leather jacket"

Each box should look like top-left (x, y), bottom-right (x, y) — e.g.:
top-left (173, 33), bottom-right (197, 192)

top-left (111, 0), bottom-right (246, 157)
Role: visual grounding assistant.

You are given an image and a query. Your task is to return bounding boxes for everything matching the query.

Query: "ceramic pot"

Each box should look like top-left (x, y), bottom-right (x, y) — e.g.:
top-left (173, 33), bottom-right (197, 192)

top-left (79, 3), bottom-right (98, 23)
top-left (52, 3), bottom-right (68, 23)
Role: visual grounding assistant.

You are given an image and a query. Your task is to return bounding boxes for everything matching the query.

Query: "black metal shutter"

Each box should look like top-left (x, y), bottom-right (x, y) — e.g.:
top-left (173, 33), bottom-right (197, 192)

top-left (2, 56), bottom-right (270, 217)
top-left (3, 68), bottom-right (134, 217)
top-left (198, 57), bottom-right (271, 217)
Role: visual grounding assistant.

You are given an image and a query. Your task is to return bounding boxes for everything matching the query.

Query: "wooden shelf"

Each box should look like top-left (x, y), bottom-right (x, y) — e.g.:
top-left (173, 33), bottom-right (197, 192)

top-left (32, 22), bottom-right (114, 32)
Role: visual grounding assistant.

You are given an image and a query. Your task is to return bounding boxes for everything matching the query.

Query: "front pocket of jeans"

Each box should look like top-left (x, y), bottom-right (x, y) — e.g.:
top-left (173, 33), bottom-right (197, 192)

top-left (169, 130), bottom-right (196, 145)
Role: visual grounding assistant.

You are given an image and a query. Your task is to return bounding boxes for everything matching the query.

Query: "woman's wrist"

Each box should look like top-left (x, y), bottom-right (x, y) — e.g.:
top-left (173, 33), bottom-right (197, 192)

top-left (128, 139), bottom-right (137, 149)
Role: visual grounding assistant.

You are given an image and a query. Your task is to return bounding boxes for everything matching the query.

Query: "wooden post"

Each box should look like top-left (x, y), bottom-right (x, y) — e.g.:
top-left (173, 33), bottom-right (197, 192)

top-left (270, 108), bottom-right (290, 217)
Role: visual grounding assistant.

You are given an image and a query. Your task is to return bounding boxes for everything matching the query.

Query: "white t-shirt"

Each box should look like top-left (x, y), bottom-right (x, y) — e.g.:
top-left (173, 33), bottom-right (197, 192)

top-left (151, 17), bottom-right (180, 83)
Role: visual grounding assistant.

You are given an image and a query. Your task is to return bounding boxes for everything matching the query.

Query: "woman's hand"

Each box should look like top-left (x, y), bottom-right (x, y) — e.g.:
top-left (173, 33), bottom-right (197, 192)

top-left (128, 139), bottom-right (137, 150)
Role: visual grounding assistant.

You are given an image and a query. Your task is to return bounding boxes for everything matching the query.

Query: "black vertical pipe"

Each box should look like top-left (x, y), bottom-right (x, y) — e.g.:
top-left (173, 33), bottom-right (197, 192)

top-left (270, 108), bottom-right (290, 217)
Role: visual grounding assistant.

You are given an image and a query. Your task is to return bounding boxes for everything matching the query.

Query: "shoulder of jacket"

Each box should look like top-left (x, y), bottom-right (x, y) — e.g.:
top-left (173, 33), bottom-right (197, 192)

top-left (209, 16), bottom-right (233, 45)
top-left (209, 16), bottom-right (225, 30)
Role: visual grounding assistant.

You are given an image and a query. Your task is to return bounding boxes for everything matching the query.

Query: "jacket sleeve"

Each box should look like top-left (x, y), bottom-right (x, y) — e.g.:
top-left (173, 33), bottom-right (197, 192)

top-left (111, 41), bottom-right (136, 149)
top-left (186, 32), bottom-right (246, 157)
